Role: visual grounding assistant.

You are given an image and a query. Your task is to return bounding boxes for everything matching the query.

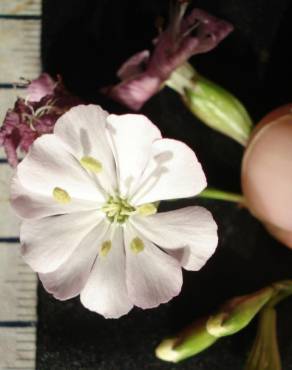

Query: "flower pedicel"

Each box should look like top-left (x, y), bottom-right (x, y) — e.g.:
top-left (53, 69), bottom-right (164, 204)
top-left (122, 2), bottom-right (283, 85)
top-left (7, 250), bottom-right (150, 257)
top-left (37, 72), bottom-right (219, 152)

top-left (11, 104), bottom-right (218, 318)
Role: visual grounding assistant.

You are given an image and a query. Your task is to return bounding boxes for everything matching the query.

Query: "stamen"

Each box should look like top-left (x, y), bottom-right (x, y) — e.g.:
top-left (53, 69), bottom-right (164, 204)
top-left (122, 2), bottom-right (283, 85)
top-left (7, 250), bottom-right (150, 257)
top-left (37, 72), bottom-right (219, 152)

top-left (100, 240), bottom-right (112, 257)
top-left (130, 237), bottom-right (144, 254)
top-left (80, 156), bottom-right (103, 173)
top-left (181, 19), bottom-right (200, 39)
top-left (53, 187), bottom-right (71, 204)
top-left (137, 203), bottom-right (157, 216)
top-left (34, 104), bottom-right (54, 118)
top-left (102, 196), bottom-right (136, 224)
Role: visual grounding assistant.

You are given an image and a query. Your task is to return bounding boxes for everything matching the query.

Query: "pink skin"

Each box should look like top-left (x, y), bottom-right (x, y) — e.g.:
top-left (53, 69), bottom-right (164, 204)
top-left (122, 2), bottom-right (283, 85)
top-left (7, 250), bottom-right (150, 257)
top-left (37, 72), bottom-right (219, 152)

top-left (241, 104), bottom-right (292, 248)
top-left (265, 223), bottom-right (292, 249)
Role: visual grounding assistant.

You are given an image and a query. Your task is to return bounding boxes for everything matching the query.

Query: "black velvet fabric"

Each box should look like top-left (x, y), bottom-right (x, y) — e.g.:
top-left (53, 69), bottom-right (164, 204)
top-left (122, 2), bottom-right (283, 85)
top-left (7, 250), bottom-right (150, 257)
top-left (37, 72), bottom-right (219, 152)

top-left (39, 1), bottom-right (292, 369)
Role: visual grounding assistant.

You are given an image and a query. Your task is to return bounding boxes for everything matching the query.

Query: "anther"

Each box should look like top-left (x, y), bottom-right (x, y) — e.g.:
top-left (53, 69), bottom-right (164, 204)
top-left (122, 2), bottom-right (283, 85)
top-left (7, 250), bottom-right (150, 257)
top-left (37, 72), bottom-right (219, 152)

top-left (80, 156), bottom-right (103, 173)
top-left (100, 240), bottom-right (112, 257)
top-left (137, 203), bottom-right (157, 216)
top-left (130, 237), bottom-right (144, 254)
top-left (53, 187), bottom-right (71, 204)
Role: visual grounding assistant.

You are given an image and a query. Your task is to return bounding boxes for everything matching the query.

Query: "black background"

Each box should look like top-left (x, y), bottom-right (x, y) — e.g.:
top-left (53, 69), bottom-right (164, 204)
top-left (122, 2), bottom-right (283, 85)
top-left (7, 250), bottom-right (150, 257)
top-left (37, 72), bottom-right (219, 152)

top-left (39, 1), bottom-right (292, 369)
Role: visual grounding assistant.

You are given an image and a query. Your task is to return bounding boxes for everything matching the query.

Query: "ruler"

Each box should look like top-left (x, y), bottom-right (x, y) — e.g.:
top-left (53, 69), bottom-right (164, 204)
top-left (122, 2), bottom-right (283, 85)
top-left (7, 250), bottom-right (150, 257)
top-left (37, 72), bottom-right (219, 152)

top-left (0, 1), bottom-right (41, 369)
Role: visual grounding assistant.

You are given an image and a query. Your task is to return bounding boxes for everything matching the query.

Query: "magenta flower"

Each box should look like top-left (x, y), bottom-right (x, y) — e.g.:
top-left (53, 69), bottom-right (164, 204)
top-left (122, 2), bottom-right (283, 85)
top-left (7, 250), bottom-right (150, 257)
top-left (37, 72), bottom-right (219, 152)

top-left (0, 74), bottom-right (81, 167)
top-left (103, 2), bottom-right (233, 111)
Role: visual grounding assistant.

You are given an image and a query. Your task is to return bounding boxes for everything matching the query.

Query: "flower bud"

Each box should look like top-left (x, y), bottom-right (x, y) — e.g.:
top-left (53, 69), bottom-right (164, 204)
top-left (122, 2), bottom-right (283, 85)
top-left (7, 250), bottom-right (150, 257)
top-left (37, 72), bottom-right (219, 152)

top-left (167, 63), bottom-right (253, 145)
top-left (156, 286), bottom-right (273, 363)
top-left (155, 317), bottom-right (218, 363)
top-left (206, 287), bottom-right (273, 337)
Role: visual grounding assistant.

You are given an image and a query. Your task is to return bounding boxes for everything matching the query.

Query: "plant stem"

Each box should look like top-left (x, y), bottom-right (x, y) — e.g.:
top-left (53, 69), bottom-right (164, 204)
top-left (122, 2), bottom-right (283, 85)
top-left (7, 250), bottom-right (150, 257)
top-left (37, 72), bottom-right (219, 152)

top-left (198, 187), bottom-right (245, 204)
top-left (268, 280), bottom-right (292, 308)
top-left (244, 307), bottom-right (282, 370)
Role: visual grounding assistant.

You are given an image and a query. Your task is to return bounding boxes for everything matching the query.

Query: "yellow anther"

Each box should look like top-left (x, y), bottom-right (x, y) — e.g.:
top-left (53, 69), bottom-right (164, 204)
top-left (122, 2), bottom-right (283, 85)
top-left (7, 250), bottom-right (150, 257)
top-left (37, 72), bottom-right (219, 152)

top-left (80, 156), bottom-right (103, 173)
top-left (137, 203), bottom-right (157, 216)
top-left (130, 237), bottom-right (144, 254)
top-left (52, 187), bottom-right (71, 204)
top-left (100, 240), bottom-right (112, 257)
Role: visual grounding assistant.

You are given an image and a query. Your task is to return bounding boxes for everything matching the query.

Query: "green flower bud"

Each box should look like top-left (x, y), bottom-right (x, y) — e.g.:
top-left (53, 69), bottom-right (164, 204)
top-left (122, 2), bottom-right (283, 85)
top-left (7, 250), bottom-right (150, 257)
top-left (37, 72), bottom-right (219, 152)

top-left (244, 307), bottom-right (282, 370)
top-left (166, 63), bottom-right (253, 146)
top-left (206, 287), bottom-right (274, 337)
top-left (155, 282), bottom-right (290, 364)
top-left (155, 318), bottom-right (218, 363)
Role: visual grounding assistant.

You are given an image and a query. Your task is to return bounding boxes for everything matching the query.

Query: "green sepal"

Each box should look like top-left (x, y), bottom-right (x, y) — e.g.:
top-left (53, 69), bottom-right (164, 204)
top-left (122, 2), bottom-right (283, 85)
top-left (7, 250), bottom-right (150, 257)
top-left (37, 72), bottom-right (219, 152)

top-left (206, 287), bottom-right (274, 337)
top-left (166, 63), bottom-right (253, 146)
top-left (155, 317), bottom-right (218, 363)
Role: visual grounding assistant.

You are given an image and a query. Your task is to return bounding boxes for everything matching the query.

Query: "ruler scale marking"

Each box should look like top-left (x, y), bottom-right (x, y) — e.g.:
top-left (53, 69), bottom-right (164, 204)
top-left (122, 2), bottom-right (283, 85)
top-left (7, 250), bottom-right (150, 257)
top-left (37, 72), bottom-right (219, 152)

top-left (0, 0), bottom-right (41, 16)
top-left (0, 1), bottom-right (40, 369)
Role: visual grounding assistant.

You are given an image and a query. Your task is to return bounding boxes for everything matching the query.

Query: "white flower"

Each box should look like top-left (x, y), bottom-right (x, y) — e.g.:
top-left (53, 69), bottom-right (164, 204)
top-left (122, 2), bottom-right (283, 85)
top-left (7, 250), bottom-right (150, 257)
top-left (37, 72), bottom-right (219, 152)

top-left (11, 104), bottom-right (218, 318)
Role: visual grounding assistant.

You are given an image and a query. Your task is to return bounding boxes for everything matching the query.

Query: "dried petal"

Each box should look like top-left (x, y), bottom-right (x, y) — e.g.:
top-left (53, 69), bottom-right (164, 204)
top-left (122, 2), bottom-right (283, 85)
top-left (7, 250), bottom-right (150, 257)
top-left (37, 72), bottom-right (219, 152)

top-left (26, 73), bottom-right (56, 102)
top-left (0, 74), bottom-right (82, 166)
top-left (104, 3), bottom-right (233, 110)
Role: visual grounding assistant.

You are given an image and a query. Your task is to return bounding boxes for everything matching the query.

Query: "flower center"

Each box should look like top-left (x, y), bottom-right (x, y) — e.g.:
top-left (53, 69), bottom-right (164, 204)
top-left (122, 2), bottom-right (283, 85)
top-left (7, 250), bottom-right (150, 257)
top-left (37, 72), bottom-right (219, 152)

top-left (101, 196), bottom-right (136, 224)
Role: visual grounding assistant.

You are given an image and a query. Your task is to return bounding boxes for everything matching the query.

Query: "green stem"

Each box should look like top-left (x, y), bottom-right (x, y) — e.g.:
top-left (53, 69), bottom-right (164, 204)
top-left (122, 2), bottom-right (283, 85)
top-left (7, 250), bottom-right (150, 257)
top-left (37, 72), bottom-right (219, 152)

top-left (244, 307), bottom-right (282, 370)
top-left (198, 187), bottom-right (245, 204)
top-left (268, 280), bottom-right (292, 308)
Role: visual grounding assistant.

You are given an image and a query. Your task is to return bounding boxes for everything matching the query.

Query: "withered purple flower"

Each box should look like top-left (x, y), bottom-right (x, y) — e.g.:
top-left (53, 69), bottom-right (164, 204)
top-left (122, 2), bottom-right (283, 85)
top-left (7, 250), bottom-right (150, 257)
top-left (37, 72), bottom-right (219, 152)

top-left (103, 2), bottom-right (233, 111)
top-left (26, 73), bottom-right (56, 102)
top-left (0, 74), bottom-right (81, 167)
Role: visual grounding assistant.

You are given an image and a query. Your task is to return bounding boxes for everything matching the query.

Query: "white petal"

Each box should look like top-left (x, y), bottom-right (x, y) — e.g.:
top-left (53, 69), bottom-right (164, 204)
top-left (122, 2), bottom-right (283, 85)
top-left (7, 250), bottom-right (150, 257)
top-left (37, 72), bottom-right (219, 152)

top-left (80, 226), bottom-right (133, 318)
top-left (11, 174), bottom-right (99, 219)
top-left (131, 206), bottom-right (218, 271)
top-left (54, 105), bottom-right (117, 193)
top-left (131, 139), bottom-right (206, 205)
top-left (15, 134), bottom-right (105, 203)
top-left (20, 210), bottom-right (104, 273)
top-left (124, 224), bottom-right (182, 309)
top-left (39, 220), bottom-right (109, 300)
top-left (106, 114), bottom-right (161, 197)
